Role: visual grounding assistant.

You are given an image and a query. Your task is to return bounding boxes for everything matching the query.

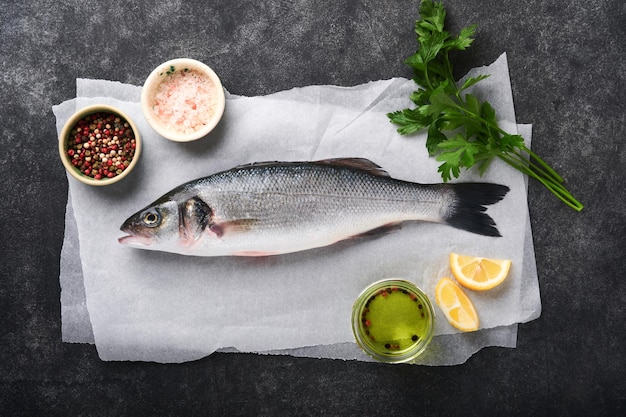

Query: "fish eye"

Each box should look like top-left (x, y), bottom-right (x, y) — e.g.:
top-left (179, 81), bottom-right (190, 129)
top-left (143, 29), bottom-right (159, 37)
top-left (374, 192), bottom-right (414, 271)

top-left (141, 209), bottom-right (161, 227)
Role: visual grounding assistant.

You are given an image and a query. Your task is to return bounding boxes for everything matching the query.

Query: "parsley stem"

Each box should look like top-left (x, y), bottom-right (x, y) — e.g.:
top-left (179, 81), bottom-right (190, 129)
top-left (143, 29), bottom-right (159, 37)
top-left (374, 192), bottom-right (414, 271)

top-left (502, 139), bottom-right (565, 185)
top-left (507, 151), bottom-right (559, 184)
top-left (449, 100), bottom-right (568, 185)
top-left (520, 145), bottom-right (564, 183)
top-left (497, 153), bottom-right (583, 211)
top-left (494, 131), bottom-right (566, 186)
top-left (423, 65), bottom-right (435, 91)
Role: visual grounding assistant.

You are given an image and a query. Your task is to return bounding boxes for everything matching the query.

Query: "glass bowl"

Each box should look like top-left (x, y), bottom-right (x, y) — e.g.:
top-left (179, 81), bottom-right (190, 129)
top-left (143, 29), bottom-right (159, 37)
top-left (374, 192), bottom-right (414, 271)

top-left (352, 279), bottom-right (435, 363)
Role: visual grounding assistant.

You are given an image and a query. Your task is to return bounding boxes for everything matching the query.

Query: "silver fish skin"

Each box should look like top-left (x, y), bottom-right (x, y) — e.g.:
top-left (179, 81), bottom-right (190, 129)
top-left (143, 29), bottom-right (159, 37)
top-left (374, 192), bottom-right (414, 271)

top-left (118, 158), bottom-right (509, 257)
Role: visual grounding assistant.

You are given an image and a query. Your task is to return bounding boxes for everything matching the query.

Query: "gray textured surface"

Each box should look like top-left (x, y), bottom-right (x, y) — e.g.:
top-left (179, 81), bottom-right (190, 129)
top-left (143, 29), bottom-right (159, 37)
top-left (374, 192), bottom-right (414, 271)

top-left (1, 0), bottom-right (624, 415)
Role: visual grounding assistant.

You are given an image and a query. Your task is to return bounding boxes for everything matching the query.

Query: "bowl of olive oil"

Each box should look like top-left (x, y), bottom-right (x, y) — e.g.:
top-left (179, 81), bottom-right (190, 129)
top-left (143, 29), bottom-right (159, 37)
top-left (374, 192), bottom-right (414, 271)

top-left (352, 279), bottom-right (435, 363)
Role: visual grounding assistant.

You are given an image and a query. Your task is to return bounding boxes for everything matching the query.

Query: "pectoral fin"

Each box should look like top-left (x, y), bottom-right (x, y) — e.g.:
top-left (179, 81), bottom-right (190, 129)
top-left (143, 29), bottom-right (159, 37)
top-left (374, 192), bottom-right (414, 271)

top-left (208, 219), bottom-right (258, 238)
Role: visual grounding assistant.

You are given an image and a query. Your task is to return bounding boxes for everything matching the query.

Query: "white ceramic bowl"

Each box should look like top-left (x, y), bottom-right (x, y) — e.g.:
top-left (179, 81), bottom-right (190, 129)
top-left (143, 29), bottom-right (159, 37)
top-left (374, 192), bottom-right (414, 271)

top-left (141, 58), bottom-right (226, 142)
top-left (58, 104), bottom-right (141, 186)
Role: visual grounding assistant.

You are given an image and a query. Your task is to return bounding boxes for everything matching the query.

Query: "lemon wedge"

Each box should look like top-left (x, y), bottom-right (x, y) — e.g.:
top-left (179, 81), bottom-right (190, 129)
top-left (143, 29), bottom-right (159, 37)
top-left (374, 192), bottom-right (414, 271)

top-left (435, 277), bottom-right (479, 332)
top-left (450, 253), bottom-right (512, 291)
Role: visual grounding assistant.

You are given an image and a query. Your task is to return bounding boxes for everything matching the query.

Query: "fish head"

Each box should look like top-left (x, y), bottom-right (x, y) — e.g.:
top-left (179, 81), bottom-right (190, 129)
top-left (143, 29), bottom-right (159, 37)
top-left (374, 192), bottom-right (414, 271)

top-left (118, 199), bottom-right (181, 249)
top-left (119, 193), bottom-right (215, 252)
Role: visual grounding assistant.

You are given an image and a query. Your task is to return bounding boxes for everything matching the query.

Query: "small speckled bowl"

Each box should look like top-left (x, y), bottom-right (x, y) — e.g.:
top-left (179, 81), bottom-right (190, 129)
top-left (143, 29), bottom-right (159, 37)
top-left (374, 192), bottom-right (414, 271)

top-left (58, 104), bottom-right (142, 186)
top-left (141, 58), bottom-right (226, 142)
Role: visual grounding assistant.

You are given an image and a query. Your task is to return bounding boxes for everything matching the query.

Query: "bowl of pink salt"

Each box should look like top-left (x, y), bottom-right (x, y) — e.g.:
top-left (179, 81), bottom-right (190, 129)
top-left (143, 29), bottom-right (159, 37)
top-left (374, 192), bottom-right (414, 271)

top-left (141, 58), bottom-right (226, 142)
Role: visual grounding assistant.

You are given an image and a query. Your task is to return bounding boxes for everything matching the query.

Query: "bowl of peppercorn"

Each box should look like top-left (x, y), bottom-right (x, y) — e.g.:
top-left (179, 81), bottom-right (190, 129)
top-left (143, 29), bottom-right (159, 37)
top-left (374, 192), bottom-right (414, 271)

top-left (141, 58), bottom-right (226, 142)
top-left (58, 104), bottom-right (141, 186)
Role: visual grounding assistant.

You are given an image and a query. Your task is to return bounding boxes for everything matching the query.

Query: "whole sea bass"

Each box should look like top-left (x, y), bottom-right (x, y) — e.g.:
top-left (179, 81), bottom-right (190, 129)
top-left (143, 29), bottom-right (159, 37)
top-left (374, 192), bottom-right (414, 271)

top-left (119, 158), bottom-right (509, 257)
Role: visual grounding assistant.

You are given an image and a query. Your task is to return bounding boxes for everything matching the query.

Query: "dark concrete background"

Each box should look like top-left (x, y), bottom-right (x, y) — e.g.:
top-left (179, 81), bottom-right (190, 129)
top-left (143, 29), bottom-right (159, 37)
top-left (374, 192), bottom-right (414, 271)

top-left (1, 0), bottom-right (624, 415)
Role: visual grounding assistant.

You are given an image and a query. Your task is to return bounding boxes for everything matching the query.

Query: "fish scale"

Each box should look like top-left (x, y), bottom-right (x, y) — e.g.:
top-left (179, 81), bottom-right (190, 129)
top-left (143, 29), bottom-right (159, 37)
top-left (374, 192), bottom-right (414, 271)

top-left (197, 164), bottom-right (438, 230)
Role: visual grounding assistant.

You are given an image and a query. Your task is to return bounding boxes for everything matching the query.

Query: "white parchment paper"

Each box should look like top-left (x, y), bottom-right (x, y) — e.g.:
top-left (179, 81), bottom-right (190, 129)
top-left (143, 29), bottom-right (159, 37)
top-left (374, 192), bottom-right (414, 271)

top-left (55, 53), bottom-right (541, 364)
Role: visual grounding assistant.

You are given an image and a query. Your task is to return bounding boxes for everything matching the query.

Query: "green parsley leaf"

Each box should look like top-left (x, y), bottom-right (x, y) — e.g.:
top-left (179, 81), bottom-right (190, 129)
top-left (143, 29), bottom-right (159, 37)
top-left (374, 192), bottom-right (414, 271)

top-left (426, 122), bottom-right (448, 154)
top-left (448, 24), bottom-right (477, 50)
top-left (460, 75), bottom-right (490, 92)
top-left (388, 109), bottom-right (432, 135)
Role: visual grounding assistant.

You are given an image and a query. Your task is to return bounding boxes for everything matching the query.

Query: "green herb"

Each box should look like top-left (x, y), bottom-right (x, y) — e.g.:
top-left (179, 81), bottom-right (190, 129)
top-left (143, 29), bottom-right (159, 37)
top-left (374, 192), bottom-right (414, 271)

top-left (387, 0), bottom-right (582, 211)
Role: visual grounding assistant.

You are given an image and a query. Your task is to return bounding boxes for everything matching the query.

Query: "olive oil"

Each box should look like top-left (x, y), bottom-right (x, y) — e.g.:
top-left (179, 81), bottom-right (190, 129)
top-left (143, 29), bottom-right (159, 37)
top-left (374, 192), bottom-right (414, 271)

top-left (352, 279), bottom-right (434, 363)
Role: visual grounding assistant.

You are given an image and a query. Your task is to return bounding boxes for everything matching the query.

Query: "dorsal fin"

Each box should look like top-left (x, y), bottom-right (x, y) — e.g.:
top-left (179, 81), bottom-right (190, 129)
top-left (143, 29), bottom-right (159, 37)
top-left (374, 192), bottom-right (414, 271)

top-left (312, 158), bottom-right (390, 177)
top-left (230, 158), bottom-right (390, 177)
top-left (230, 161), bottom-right (281, 170)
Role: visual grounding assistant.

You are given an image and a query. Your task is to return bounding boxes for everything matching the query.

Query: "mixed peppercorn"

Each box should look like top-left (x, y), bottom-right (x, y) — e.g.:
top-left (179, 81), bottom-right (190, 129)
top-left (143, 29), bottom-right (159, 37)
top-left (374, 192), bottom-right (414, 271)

top-left (66, 111), bottom-right (136, 180)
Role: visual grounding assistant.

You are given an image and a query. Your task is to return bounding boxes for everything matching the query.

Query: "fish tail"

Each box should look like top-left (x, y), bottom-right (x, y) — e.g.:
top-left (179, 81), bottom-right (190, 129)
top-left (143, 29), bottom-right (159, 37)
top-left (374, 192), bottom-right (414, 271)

top-left (444, 183), bottom-right (510, 237)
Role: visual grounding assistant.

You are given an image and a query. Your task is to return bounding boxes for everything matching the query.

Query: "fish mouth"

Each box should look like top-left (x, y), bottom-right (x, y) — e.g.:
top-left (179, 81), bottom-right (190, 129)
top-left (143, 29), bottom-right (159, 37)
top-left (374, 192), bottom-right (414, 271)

top-left (118, 233), bottom-right (155, 247)
top-left (118, 219), bottom-right (157, 247)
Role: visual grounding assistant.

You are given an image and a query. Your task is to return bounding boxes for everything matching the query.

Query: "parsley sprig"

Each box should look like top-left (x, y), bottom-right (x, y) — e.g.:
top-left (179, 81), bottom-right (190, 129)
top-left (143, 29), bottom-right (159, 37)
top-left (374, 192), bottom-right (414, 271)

top-left (388, 0), bottom-right (583, 211)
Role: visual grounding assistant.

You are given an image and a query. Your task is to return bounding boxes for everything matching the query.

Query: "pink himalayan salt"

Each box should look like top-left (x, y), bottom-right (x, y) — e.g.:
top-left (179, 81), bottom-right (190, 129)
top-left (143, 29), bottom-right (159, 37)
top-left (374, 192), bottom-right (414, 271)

top-left (152, 69), bottom-right (218, 135)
